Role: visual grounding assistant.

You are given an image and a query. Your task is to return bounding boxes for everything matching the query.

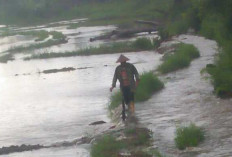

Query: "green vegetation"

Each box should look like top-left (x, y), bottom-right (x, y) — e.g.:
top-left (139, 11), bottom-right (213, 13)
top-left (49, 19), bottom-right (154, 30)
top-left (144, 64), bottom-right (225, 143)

top-left (132, 38), bottom-right (154, 50)
top-left (91, 135), bottom-right (124, 157)
top-left (109, 72), bottom-right (164, 110)
top-left (0, 54), bottom-right (14, 63)
top-left (1, 30), bottom-right (49, 41)
top-left (24, 38), bottom-right (154, 60)
top-left (49, 31), bottom-right (65, 40)
top-left (158, 43), bottom-right (200, 74)
top-left (135, 72), bottom-right (164, 102)
top-left (109, 91), bottom-right (122, 110)
top-left (0, 0), bottom-right (172, 26)
top-left (0, 1), bottom-right (230, 95)
top-left (149, 149), bottom-right (166, 157)
top-left (8, 39), bottom-right (66, 54)
top-left (1, 30), bottom-right (65, 41)
top-left (91, 127), bottom-right (153, 157)
top-left (157, 0), bottom-right (232, 97)
top-left (175, 123), bottom-right (205, 150)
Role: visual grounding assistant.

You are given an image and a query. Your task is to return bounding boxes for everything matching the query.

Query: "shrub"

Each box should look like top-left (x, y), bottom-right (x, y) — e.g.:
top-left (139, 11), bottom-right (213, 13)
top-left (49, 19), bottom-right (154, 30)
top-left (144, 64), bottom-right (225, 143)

top-left (175, 123), bottom-right (205, 150)
top-left (158, 43), bottom-right (200, 73)
top-left (207, 48), bottom-right (232, 98)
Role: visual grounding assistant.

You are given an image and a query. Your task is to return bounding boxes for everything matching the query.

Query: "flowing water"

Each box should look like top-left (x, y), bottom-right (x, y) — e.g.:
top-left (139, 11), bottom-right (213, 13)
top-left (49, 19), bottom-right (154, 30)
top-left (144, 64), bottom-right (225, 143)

top-left (1, 19), bottom-right (231, 157)
top-left (137, 35), bottom-right (232, 157)
top-left (0, 19), bottom-right (161, 156)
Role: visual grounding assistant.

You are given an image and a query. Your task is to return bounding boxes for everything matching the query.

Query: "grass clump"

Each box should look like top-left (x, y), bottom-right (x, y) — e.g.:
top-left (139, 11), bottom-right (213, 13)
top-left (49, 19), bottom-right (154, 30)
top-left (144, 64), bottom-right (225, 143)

top-left (124, 128), bottom-right (152, 147)
top-left (50, 31), bottom-right (66, 40)
top-left (0, 54), bottom-right (14, 63)
top-left (132, 38), bottom-right (154, 50)
top-left (24, 38), bottom-right (154, 60)
top-left (1, 30), bottom-right (65, 41)
top-left (1, 30), bottom-right (49, 41)
top-left (91, 127), bottom-right (154, 157)
top-left (91, 135), bottom-right (124, 157)
top-left (175, 123), bottom-right (205, 150)
top-left (135, 72), bottom-right (164, 102)
top-left (109, 72), bottom-right (164, 110)
top-left (149, 149), bottom-right (166, 157)
top-left (109, 91), bottom-right (122, 110)
top-left (158, 43), bottom-right (200, 74)
top-left (9, 39), bottom-right (66, 54)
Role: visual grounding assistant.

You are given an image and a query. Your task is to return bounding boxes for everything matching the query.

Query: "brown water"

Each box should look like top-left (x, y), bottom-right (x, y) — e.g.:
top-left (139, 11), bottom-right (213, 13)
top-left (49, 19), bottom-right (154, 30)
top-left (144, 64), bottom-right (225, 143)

top-left (0, 24), bottom-right (161, 156)
top-left (137, 35), bottom-right (232, 157)
top-left (1, 19), bottom-right (231, 157)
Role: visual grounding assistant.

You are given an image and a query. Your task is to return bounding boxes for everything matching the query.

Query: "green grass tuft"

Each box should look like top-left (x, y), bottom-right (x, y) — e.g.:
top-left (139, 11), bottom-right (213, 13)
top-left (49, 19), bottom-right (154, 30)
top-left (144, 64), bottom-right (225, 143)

top-left (0, 54), bottom-right (14, 63)
top-left (50, 31), bottom-right (66, 40)
top-left (158, 43), bottom-right (200, 74)
top-left (109, 91), bottom-right (122, 110)
top-left (91, 135), bottom-right (124, 157)
top-left (135, 72), bottom-right (164, 102)
top-left (132, 38), bottom-right (154, 50)
top-left (175, 123), bottom-right (205, 150)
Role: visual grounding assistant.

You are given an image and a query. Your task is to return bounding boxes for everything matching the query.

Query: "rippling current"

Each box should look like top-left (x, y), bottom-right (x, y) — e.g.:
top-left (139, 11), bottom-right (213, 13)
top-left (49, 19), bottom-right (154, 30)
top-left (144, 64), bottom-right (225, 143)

top-left (0, 19), bottom-right (161, 156)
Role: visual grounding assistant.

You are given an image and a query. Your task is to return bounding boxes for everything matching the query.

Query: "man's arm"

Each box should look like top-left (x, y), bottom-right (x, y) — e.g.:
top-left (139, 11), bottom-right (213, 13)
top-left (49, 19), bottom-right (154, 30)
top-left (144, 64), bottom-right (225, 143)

top-left (132, 64), bottom-right (140, 86)
top-left (110, 68), bottom-right (118, 92)
top-left (132, 64), bottom-right (140, 81)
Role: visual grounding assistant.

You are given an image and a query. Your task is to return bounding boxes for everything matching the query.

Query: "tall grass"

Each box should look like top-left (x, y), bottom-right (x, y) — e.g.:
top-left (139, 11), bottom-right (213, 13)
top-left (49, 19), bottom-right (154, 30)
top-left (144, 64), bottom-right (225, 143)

top-left (158, 43), bottom-right (200, 74)
top-left (109, 72), bottom-right (164, 110)
top-left (24, 38), bottom-right (154, 60)
top-left (175, 123), bottom-right (205, 150)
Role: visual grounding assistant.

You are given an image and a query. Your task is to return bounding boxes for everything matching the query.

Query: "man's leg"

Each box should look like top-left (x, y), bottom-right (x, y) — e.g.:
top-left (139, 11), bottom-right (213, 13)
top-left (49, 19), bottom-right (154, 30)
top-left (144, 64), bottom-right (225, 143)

top-left (129, 92), bottom-right (135, 114)
top-left (121, 99), bottom-right (126, 121)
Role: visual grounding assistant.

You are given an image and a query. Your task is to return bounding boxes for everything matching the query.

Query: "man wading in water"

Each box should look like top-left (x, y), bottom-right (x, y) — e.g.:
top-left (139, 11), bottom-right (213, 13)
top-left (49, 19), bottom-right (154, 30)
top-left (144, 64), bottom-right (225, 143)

top-left (110, 54), bottom-right (140, 121)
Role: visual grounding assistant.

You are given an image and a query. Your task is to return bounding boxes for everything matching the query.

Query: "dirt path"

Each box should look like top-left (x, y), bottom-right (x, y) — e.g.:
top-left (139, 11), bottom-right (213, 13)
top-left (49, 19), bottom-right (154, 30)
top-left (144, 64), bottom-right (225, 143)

top-left (136, 35), bottom-right (232, 157)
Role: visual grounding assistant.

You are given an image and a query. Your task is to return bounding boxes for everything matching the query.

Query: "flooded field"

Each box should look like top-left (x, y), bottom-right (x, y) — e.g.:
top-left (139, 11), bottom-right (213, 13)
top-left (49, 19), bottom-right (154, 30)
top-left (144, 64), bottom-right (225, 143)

top-left (1, 19), bottom-right (232, 157)
top-left (0, 19), bottom-right (161, 156)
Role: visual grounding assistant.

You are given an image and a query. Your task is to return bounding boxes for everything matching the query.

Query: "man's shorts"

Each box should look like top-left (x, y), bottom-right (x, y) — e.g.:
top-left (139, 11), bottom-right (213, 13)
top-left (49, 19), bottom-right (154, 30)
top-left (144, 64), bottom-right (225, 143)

top-left (121, 86), bottom-right (134, 105)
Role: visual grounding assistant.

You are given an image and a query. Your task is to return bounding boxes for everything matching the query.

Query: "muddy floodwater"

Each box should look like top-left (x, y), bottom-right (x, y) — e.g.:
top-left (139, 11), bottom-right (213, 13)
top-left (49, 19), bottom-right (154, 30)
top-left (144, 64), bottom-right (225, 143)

top-left (137, 35), bottom-right (232, 157)
top-left (1, 19), bottom-right (232, 157)
top-left (0, 19), bottom-right (161, 157)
